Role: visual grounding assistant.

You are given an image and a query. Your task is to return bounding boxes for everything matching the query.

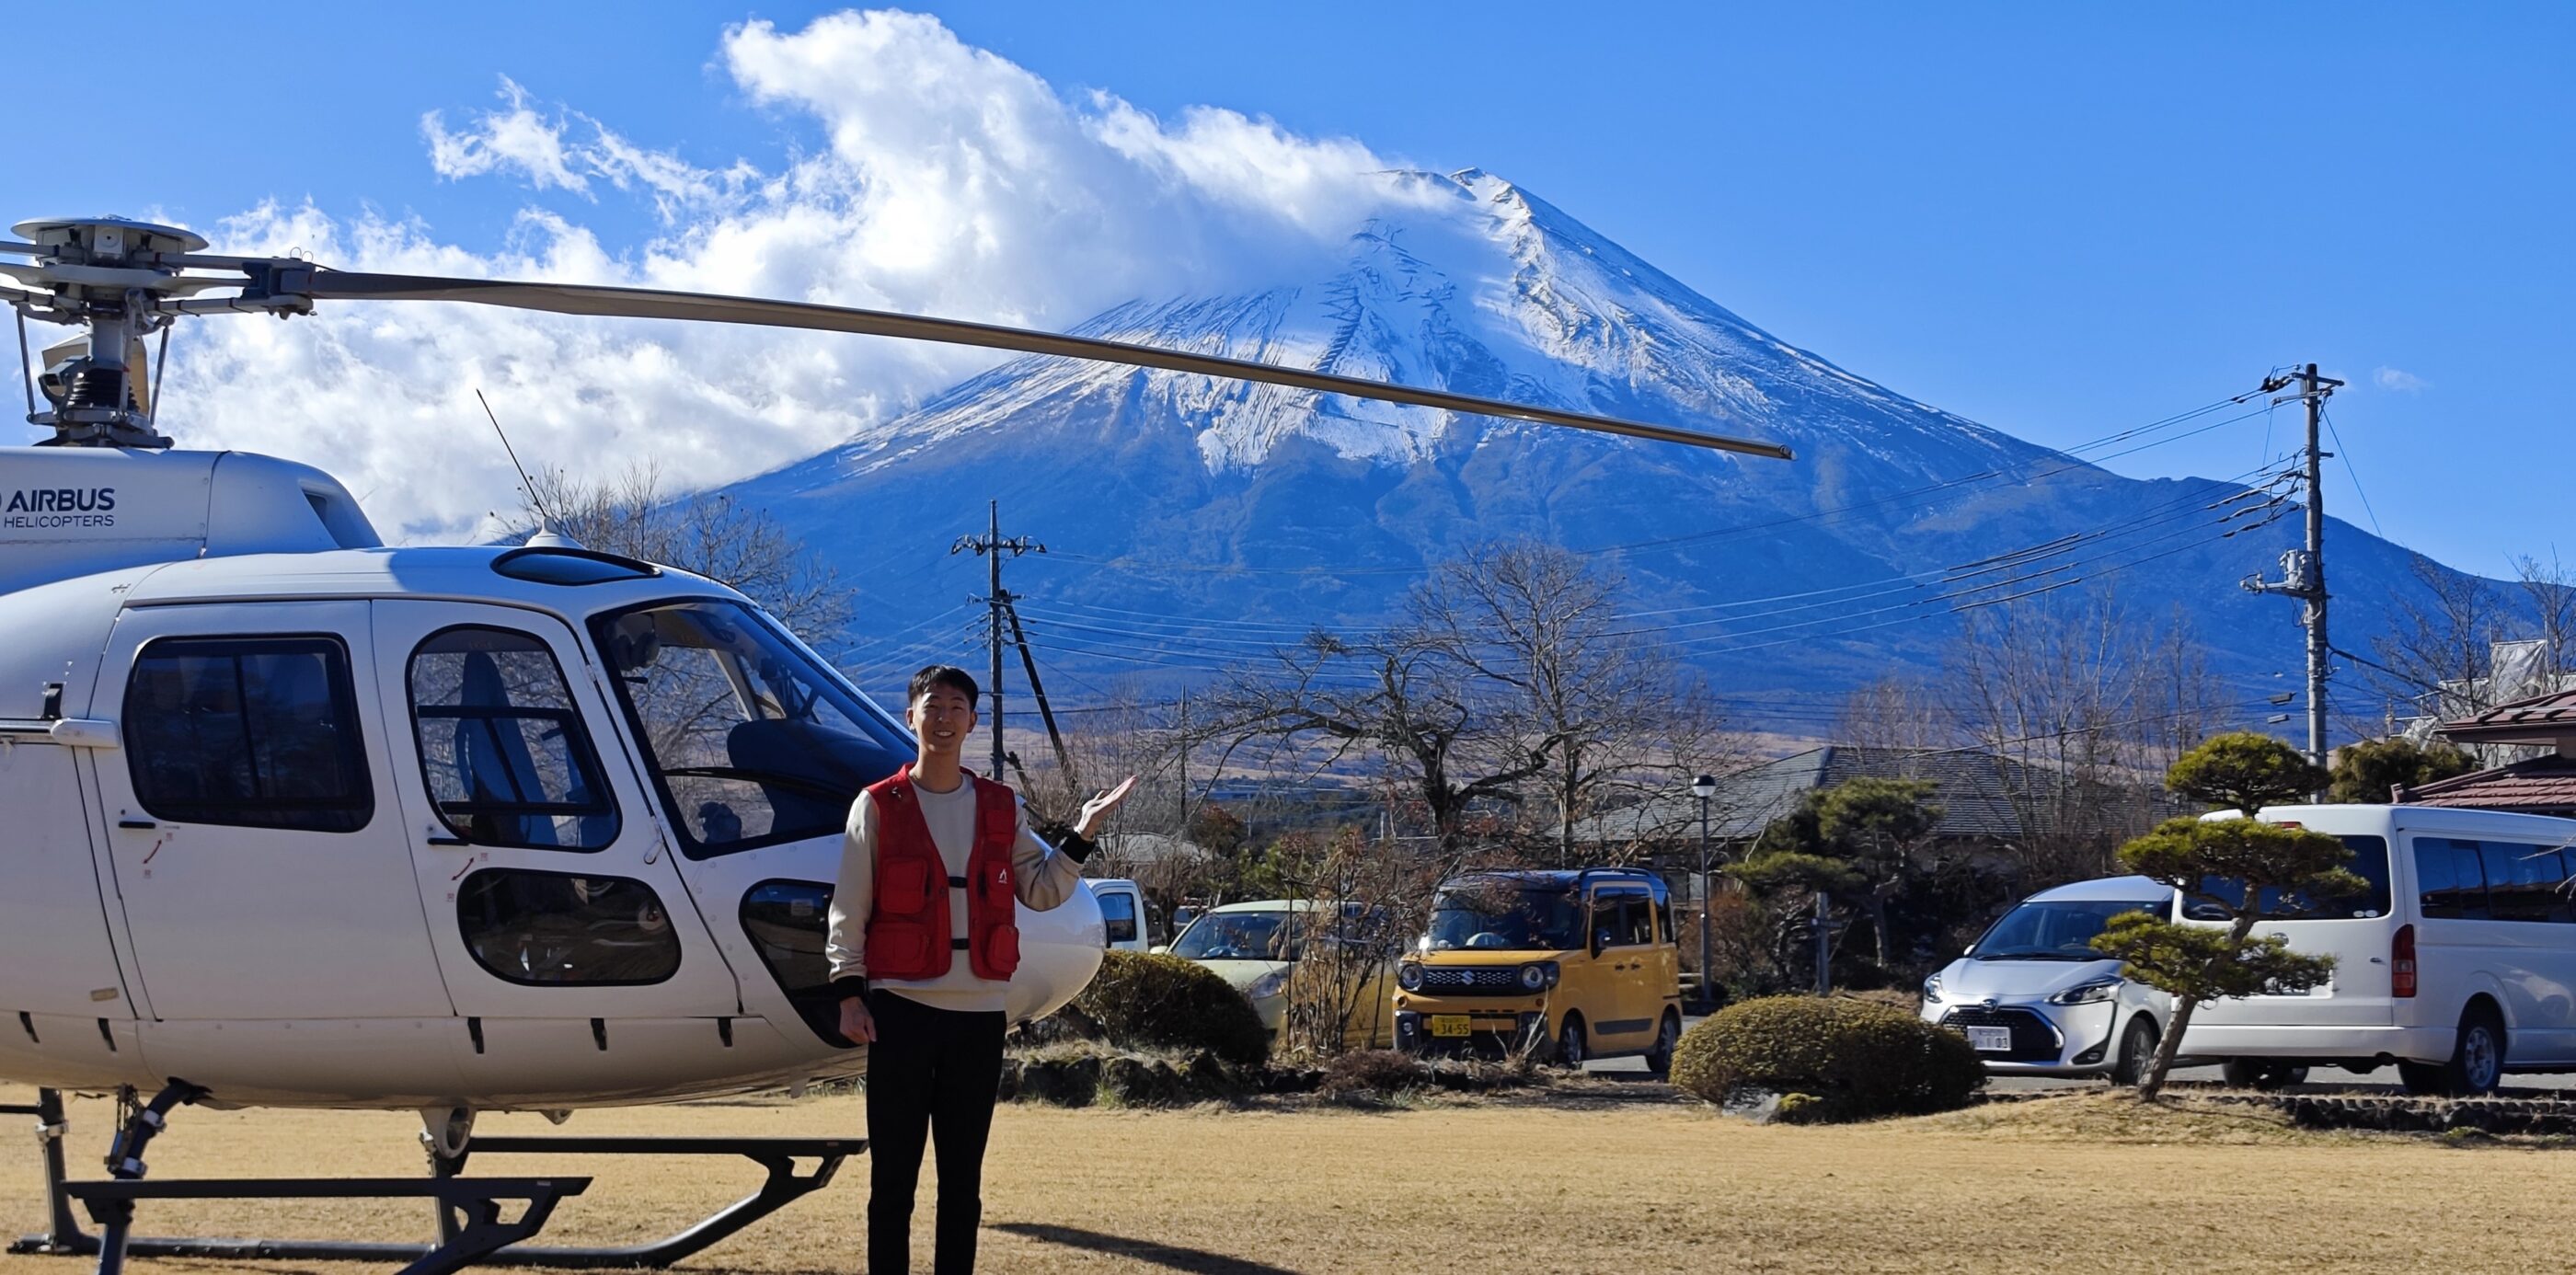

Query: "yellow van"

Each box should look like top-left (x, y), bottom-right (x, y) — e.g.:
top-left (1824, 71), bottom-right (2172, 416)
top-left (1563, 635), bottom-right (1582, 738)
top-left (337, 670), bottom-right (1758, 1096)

top-left (1392, 869), bottom-right (1683, 1074)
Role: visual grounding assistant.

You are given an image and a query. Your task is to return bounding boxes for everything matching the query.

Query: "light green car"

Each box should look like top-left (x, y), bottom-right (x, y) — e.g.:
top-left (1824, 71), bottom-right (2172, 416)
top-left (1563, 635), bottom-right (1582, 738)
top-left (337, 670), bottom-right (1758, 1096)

top-left (1160, 899), bottom-right (1396, 1051)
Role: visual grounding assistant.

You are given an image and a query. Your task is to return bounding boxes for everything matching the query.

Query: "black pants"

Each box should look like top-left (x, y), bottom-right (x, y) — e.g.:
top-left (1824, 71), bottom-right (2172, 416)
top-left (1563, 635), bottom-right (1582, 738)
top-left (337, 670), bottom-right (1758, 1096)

top-left (867, 989), bottom-right (1006, 1275)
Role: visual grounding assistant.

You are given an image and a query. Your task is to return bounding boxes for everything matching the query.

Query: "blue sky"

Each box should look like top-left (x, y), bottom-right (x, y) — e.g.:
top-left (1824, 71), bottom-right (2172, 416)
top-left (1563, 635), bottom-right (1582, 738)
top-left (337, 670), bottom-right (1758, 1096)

top-left (6, 3), bottom-right (2565, 572)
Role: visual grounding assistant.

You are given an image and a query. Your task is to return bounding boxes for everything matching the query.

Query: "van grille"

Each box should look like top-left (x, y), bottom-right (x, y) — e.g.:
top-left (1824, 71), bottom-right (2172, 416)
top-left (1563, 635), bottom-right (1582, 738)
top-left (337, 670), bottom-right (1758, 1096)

top-left (1415, 966), bottom-right (1527, 996)
top-left (1938, 1007), bottom-right (2062, 1062)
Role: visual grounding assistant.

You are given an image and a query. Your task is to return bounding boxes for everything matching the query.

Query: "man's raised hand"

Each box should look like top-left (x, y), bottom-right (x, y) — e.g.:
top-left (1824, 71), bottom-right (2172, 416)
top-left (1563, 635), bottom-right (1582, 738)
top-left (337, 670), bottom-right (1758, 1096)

top-left (1075, 774), bottom-right (1141, 839)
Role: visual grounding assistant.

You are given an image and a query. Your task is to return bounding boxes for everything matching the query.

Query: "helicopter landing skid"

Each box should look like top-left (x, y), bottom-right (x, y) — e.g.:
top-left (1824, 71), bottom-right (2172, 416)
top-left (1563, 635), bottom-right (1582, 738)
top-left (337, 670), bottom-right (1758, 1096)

top-left (9, 1085), bottom-right (867, 1271)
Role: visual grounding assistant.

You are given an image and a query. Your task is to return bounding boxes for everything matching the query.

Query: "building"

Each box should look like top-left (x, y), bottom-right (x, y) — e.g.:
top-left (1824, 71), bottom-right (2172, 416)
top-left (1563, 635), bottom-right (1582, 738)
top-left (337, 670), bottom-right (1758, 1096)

top-left (2402, 689), bottom-right (2576, 816)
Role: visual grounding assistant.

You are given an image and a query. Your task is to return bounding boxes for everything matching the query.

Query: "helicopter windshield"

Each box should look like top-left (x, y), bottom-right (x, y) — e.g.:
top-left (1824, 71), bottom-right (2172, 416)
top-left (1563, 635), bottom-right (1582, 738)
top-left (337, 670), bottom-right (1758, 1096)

top-left (591, 599), bottom-right (911, 857)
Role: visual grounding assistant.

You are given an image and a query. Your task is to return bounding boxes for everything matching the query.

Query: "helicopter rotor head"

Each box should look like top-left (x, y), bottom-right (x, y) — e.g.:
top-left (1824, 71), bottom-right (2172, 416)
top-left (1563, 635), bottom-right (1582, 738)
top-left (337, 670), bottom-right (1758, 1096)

top-left (4, 218), bottom-right (238, 449)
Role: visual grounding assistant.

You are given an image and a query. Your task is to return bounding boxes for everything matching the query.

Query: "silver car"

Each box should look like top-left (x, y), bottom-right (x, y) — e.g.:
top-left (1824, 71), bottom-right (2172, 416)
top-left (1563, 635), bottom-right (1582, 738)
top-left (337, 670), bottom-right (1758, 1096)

top-left (1921, 875), bottom-right (2176, 1084)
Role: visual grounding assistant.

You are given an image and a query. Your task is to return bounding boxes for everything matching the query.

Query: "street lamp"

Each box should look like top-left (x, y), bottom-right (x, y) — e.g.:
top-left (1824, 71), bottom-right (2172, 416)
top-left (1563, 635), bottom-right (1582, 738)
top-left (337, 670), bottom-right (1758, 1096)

top-left (1691, 773), bottom-right (1718, 1011)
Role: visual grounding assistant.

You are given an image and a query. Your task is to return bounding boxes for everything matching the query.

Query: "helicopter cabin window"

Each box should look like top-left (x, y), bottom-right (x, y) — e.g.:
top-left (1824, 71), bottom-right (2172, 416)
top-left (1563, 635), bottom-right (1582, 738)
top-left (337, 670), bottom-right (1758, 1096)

top-left (408, 626), bottom-right (618, 851)
top-left (122, 636), bottom-right (373, 833)
top-left (592, 600), bottom-right (911, 857)
top-left (455, 868), bottom-right (680, 985)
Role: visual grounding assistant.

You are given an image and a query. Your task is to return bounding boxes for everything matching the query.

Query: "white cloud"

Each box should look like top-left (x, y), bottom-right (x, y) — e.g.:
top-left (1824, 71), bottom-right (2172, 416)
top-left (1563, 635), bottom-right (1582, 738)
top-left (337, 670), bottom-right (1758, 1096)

top-left (70, 9), bottom-right (1428, 541)
top-left (422, 77), bottom-right (595, 196)
top-left (2375, 366), bottom-right (2430, 393)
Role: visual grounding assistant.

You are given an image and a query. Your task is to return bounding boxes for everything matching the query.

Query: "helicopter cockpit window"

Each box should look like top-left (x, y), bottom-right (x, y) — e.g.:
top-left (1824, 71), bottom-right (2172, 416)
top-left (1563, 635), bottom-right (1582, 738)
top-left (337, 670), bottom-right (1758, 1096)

top-left (122, 636), bottom-right (373, 833)
top-left (591, 600), bottom-right (910, 858)
top-left (455, 868), bottom-right (680, 985)
top-left (408, 626), bottom-right (619, 851)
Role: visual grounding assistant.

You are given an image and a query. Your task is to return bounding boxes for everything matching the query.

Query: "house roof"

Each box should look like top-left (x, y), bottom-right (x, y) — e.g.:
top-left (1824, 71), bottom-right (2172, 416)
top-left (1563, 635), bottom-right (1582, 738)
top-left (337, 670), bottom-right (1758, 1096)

top-left (1567, 745), bottom-right (2055, 846)
top-left (2436, 688), bottom-right (2576, 745)
top-left (2401, 754), bottom-right (2576, 814)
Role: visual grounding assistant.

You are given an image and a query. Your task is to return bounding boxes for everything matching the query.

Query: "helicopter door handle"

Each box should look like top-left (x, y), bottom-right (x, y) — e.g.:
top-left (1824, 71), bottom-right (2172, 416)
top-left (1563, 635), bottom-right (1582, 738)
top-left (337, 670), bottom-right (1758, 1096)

top-left (117, 818), bottom-right (155, 830)
top-left (425, 834), bottom-right (471, 847)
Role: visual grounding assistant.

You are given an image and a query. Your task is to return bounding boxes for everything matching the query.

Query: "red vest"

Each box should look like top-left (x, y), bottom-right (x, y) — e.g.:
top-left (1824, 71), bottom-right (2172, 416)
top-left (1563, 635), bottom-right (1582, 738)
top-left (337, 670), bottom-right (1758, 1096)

top-left (864, 767), bottom-right (1022, 982)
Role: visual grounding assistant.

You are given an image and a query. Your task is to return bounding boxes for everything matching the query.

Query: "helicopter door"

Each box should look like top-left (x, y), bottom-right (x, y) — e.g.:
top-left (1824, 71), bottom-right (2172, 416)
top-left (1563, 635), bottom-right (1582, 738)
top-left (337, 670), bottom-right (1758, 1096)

top-left (88, 602), bottom-right (454, 1021)
top-left (368, 602), bottom-right (740, 1023)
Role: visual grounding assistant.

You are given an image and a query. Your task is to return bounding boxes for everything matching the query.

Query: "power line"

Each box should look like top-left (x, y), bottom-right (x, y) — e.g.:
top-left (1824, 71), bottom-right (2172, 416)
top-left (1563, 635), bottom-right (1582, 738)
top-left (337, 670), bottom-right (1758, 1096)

top-left (1049, 389), bottom-right (2274, 578)
top-left (2320, 406), bottom-right (2385, 540)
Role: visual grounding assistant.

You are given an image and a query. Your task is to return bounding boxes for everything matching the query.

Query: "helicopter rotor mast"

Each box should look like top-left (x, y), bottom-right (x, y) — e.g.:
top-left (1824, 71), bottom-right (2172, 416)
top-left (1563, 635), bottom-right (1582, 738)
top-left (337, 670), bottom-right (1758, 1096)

top-left (3, 216), bottom-right (1794, 460)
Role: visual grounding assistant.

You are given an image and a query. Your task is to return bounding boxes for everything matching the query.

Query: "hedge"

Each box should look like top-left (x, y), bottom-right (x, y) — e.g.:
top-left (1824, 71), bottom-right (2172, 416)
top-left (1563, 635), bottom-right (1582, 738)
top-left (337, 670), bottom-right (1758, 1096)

top-left (1069, 949), bottom-right (1271, 1066)
top-left (1670, 995), bottom-right (1984, 1122)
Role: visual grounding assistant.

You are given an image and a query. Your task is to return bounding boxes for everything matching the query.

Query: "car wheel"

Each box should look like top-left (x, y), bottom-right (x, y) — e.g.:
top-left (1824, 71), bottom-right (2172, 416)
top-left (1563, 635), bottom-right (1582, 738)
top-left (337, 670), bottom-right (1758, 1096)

top-left (1554, 1014), bottom-right (1587, 1070)
top-left (1644, 1012), bottom-right (1680, 1079)
top-left (2219, 1058), bottom-right (2310, 1090)
top-left (2442, 1005), bottom-right (2507, 1097)
top-left (2110, 1015), bottom-right (2160, 1088)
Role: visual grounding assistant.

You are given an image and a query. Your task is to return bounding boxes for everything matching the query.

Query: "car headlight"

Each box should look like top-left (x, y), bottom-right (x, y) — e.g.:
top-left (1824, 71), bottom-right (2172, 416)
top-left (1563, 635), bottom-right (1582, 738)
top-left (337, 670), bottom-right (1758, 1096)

top-left (2047, 977), bottom-right (2122, 1005)
top-left (1922, 974), bottom-right (1943, 1005)
top-left (1397, 962), bottom-right (1423, 993)
top-left (1520, 961), bottom-right (1559, 990)
top-left (1245, 971), bottom-right (1286, 1001)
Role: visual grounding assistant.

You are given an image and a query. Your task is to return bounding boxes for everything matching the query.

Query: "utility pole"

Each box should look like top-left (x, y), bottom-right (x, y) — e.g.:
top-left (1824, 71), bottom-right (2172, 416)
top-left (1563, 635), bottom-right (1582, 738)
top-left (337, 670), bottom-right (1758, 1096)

top-left (952, 500), bottom-right (1043, 781)
top-left (2242, 363), bottom-right (2344, 775)
top-left (1001, 596), bottom-right (1080, 795)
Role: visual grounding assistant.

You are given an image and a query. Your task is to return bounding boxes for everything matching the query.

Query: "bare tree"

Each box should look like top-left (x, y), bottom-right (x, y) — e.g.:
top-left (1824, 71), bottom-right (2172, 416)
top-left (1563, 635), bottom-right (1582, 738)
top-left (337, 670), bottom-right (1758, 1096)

top-left (2369, 555), bottom-right (2503, 724)
top-left (1945, 589), bottom-right (2217, 883)
top-left (1410, 540), bottom-right (1724, 865)
top-left (1836, 674), bottom-right (1958, 758)
top-left (512, 463), bottom-right (853, 639)
top-left (2512, 550), bottom-right (2576, 697)
top-left (1205, 629), bottom-right (1552, 855)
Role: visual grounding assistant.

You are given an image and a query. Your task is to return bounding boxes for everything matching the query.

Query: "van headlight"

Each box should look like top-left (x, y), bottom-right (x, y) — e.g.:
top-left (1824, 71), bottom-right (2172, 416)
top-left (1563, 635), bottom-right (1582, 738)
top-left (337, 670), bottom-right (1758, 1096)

top-left (1922, 974), bottom-right (1943, 1005)
top-left (1397, 962), bottom-right (1423, 993)
top-left (2047, 977), bottom-right (2121, 1005)
top-left (1245, 971), bottom-right (1286, 1002)
top-left (1520, 961), bottom-right (1560, 990)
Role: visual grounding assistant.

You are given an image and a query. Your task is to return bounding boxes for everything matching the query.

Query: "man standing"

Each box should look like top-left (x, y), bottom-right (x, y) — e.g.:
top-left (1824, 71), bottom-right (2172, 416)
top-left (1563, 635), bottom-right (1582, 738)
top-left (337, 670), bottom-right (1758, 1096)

top-left (826, 664), bottom-right (1133, 1275)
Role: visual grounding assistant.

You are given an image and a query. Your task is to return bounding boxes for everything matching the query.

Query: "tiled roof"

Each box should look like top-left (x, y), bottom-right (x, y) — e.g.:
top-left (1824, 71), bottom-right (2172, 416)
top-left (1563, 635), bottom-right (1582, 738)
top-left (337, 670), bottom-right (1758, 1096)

top-left (1566, 745), bottom-right (2164, 847)
top-left (2438, 689), bottom-right (2576, 744)
top-left (2402, 754), bottom-right (2576, 813)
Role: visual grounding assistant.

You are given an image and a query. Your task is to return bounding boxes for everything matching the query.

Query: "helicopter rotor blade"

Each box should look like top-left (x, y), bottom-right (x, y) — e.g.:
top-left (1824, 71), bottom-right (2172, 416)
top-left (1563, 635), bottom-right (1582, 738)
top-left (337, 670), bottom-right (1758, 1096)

top-left (295, 271), bottom-right (1793, 460)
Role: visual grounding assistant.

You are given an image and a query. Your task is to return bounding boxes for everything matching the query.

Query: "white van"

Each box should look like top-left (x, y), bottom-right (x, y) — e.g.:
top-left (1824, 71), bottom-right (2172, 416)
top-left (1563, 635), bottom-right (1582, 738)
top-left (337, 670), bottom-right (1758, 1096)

top-left (2177, 803), bottom-right (2576, 1095)
top-left (1089, 879), bottom-right (1164, 953)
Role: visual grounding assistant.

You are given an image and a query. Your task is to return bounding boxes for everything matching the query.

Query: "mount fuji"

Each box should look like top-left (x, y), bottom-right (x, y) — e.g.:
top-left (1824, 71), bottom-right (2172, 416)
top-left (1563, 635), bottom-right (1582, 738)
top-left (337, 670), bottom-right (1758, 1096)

top-left (724, 169), bottom-right (2462, 729)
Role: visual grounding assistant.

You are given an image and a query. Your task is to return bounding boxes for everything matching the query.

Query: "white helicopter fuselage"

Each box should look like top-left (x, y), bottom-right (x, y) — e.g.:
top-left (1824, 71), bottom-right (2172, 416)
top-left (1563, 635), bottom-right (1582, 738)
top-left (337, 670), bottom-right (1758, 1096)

top-left (0, 447), bottom-right (1104, 1111)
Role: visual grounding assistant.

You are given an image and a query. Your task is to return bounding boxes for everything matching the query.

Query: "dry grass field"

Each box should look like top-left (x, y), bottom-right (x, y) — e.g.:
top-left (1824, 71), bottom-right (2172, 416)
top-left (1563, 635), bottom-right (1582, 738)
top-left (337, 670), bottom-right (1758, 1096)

top-left (6, 1082), bottom-right (2574, 1273)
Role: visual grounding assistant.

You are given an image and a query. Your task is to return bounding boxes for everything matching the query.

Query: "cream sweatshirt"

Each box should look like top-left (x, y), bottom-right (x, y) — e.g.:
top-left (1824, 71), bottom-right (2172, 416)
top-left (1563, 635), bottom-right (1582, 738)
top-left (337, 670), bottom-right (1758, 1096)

top-left (824, 775), bottom-right (1084, 1015)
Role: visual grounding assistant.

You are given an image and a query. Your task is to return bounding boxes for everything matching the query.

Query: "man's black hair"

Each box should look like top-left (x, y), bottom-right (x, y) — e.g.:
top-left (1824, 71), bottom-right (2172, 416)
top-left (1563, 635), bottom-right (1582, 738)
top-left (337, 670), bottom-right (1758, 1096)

top-left (908, 664), bottom-right (980, 708)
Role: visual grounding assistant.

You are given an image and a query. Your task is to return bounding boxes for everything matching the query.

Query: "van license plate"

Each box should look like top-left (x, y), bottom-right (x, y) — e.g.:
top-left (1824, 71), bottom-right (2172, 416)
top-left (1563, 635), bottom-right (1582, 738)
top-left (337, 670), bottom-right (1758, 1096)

top-left (1430, 1015), bottom-right (1474, 1038)
top-left (1965, 1026), bottom-right (2012, 1052)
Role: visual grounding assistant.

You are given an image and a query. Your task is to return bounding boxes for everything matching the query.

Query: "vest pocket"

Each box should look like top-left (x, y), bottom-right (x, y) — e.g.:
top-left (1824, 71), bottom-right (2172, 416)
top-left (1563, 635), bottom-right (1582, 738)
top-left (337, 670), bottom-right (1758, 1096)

top-left (879, 858), bottom-right (934, 913)
top-left (976, 863), bottom-right (1016, 908)
top-left (982, 923), bottom-right (1020, 973)
top-left (868, 921), bottom-right (935, 975)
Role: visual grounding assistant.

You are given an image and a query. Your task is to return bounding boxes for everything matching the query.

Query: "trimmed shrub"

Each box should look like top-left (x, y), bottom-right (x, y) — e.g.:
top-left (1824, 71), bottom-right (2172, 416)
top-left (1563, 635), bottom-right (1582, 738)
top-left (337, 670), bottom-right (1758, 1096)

top-left (1071, 949), bottom-right (1271, 1066)
top-left (1671, 995), bottom-right (1984, 1122)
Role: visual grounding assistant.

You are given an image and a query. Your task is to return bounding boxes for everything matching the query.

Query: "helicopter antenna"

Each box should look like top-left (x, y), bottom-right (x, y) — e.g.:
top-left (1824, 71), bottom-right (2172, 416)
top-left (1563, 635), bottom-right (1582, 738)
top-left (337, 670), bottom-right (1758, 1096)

top-left (475, 387), bottom-right (554, 531)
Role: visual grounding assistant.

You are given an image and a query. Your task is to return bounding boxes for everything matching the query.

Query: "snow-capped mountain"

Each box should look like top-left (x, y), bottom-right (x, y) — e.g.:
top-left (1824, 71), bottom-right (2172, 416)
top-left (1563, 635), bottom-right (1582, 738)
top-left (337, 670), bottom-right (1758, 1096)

top-left (727, 169), bottom-right (2458, 724)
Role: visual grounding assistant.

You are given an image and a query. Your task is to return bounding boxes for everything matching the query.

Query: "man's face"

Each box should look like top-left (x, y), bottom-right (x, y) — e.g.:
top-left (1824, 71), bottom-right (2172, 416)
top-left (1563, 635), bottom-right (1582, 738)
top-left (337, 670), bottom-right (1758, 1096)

top-left (910, 685), bottom-right (977, 758)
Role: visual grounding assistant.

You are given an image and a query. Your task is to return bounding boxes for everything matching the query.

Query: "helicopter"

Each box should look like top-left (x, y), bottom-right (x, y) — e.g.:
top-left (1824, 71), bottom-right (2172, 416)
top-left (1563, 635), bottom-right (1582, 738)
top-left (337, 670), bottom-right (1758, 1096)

top-left (0, 215), bottom-right (1790, 1269)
